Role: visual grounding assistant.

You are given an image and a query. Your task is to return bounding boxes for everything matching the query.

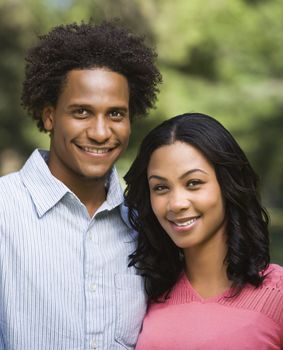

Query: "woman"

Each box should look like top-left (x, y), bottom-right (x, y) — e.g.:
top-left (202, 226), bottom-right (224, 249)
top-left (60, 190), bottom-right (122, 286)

top-left (124, 113), bottom-right (283, 349)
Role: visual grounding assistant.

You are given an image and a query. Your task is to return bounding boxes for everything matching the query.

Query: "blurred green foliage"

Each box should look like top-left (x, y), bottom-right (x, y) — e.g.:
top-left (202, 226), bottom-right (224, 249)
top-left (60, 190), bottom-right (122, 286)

top-left (0, 0), bottom-right (282, 263)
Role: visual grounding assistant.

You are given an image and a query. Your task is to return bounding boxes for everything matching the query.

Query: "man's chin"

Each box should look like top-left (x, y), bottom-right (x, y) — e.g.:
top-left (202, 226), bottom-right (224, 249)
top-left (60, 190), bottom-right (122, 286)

top-left (77, 169), bottom-right (112, 183)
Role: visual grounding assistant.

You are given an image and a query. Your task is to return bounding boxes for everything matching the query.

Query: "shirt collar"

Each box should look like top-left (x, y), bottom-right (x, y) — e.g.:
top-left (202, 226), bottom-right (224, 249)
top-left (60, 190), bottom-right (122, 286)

top-left (99, 166), bottom-right (124, 212)
top-left (20, 149), bottom-right (124, 217)
top-left (20, 150), bottom-right (70, 217)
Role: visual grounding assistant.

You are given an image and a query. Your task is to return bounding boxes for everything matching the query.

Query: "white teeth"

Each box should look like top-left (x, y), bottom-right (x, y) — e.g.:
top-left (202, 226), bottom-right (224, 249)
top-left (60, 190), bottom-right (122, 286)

top-left (82, 147), bottom-right (109, 154)
top-left (174, 218), bottom-right (198, 227)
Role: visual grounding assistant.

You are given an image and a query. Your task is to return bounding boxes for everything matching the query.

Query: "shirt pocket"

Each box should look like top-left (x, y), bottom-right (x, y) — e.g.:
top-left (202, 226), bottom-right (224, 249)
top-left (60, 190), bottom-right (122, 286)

top-left (114, 273), bottom-right (147, 349)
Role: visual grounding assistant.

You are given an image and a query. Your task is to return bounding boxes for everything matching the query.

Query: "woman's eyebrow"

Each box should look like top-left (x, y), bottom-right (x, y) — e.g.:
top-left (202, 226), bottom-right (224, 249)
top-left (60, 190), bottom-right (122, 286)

top-left (148, 168), bottom-right (208, 181)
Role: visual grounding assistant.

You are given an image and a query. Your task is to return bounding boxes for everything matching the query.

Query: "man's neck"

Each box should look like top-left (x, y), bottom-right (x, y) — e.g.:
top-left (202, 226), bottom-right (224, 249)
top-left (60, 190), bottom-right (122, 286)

top-left (68, 179), bottom-right (107, 217)
top-left (49, 166), bottom-right (108, 217)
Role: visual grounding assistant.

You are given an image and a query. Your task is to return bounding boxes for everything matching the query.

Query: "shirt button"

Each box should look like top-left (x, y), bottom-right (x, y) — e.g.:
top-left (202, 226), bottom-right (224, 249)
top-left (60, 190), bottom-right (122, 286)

top-left (90, 339), bottom-right (97, 348)
top-left (90, 283), bottom-right (96, 292)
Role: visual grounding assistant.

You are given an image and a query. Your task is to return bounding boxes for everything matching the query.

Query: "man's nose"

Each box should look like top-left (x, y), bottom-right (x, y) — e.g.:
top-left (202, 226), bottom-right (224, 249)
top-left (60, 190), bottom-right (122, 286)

top-left (86, 116), bottom-right (111, 144)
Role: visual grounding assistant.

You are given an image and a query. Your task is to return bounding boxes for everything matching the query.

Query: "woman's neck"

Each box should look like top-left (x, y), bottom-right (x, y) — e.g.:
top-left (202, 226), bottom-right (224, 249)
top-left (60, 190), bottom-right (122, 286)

top-left (184, 234), bottom-right (231, 299)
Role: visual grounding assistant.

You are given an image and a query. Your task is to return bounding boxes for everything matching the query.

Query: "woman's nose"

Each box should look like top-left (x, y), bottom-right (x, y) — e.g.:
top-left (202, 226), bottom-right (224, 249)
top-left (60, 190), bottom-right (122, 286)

top-left (167, 191), bottom-right (191, 213)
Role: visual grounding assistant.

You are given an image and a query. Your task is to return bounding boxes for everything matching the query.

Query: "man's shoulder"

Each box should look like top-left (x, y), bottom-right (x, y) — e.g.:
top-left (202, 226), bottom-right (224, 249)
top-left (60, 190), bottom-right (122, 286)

top-left (0, 171), bottom-right (24, 207)
top-left (0, 170), bottom-right (22, 189)
top-left (0, 149), bottom-right (44, 194)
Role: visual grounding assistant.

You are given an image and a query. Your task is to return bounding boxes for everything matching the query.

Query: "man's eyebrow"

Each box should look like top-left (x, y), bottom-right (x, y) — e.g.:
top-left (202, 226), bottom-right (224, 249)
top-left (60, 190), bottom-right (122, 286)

top-left (67, 104), bottom-right (129, 111)
top-left (148, 168), bottom-right (208, 181)
top-left (107, 106), bottom-right (128, 111)
top-left (67, 103), bottom-right (91, 109)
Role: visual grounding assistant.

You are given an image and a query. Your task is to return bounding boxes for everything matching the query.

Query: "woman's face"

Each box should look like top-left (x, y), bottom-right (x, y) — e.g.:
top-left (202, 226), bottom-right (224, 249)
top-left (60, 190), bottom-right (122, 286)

top-left (147, 141), bottom-right (226, 253)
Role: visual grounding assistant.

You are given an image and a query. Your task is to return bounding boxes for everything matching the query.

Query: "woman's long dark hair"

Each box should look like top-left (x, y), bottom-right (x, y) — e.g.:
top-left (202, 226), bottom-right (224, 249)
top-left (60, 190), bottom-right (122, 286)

top-left (124, 113), bottom-right (270, 302)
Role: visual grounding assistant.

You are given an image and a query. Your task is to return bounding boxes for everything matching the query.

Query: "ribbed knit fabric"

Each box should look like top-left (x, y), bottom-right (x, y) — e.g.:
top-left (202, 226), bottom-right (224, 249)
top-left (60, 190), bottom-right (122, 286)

top-left (136, 264), bottom-right (283, 350)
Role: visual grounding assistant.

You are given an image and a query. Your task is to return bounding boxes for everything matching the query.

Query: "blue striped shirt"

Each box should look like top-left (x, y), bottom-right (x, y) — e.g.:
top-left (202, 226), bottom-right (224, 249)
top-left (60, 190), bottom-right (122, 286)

top-left (0, 149), bottom-right (147, 350)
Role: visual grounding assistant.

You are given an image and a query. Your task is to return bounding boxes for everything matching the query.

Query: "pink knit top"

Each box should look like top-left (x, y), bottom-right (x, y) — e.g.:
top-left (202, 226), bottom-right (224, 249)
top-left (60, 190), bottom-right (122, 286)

top-left (136, 264), bottom-right (283, 350)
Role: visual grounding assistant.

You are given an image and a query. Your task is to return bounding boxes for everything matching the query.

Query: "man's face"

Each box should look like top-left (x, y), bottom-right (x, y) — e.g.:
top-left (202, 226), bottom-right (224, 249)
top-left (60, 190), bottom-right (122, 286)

top-left (42, 68), bottom-right (131, 186)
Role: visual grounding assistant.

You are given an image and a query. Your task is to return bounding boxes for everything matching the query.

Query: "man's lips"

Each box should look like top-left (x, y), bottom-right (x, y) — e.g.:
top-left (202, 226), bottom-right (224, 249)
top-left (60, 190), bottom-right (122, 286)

top-left (75, 144), bottom-right (117, 154)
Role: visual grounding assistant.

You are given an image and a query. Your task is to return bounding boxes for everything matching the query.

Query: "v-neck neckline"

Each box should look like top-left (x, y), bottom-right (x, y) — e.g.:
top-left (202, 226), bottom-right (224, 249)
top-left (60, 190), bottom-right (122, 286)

top-left (181, 272), bottom-right (234, 303)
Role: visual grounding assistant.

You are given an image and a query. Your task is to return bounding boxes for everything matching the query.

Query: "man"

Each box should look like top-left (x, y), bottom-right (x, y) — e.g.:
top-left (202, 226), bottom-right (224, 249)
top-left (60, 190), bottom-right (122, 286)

top-left (0, 21), bottom-right (161, 349)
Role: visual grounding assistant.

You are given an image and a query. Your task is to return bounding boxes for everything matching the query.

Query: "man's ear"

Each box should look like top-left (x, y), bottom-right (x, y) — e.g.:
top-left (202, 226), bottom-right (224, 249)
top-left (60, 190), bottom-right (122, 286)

top-left (42, 106), bottom-right (55, 132)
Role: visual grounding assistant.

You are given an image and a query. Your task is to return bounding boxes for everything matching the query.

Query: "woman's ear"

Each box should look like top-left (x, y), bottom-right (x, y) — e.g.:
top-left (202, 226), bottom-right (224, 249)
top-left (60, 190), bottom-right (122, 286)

top-left (42, 106), bottom-right (55, 132)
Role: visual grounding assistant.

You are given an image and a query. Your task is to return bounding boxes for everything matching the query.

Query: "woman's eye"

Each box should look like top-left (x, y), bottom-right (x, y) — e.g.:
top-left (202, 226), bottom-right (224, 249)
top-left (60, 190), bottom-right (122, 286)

top-left (152, 185), bottom-right (168, 193)
top-left (187, 180), bottom-right (202, 188)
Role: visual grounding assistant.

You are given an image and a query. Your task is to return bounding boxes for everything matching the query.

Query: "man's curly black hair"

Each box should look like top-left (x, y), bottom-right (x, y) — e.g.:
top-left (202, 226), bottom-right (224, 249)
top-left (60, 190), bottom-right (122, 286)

top-left (21, 20), bottom-right (162, 131)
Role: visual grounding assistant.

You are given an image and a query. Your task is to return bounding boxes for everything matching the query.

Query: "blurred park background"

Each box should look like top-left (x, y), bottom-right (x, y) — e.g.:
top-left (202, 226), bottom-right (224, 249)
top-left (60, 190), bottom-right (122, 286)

top-left (0, 0), bottom-right (282, 263)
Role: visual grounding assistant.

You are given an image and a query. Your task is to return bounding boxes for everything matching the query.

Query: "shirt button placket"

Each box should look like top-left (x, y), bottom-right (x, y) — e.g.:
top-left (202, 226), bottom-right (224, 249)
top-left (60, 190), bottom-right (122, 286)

top-left (90, 339), bottom-right (97, 349)
top-left (89, 283), bottom-right (96, 292)
top-left (85, 220), bottom-right (102, 349)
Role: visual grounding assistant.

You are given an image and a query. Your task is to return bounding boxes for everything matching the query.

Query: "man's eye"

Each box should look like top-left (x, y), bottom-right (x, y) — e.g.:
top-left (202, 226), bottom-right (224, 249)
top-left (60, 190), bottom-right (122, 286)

top-left (73, 109), bottom-right (89, 118)
top-left (109, 110), bottom-right (125, 119)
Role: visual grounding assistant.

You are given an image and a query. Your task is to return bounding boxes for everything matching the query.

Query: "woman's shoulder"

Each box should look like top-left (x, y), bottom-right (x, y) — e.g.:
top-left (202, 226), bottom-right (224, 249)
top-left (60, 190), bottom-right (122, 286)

top-left (263, 263), bottom-right (283, 289)
top-left (217, 264), bottom-right (283, 327)
top-left (258, 264), bottom-right (283, 328)
top-left (149, 272), bottom-right (194, 308)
